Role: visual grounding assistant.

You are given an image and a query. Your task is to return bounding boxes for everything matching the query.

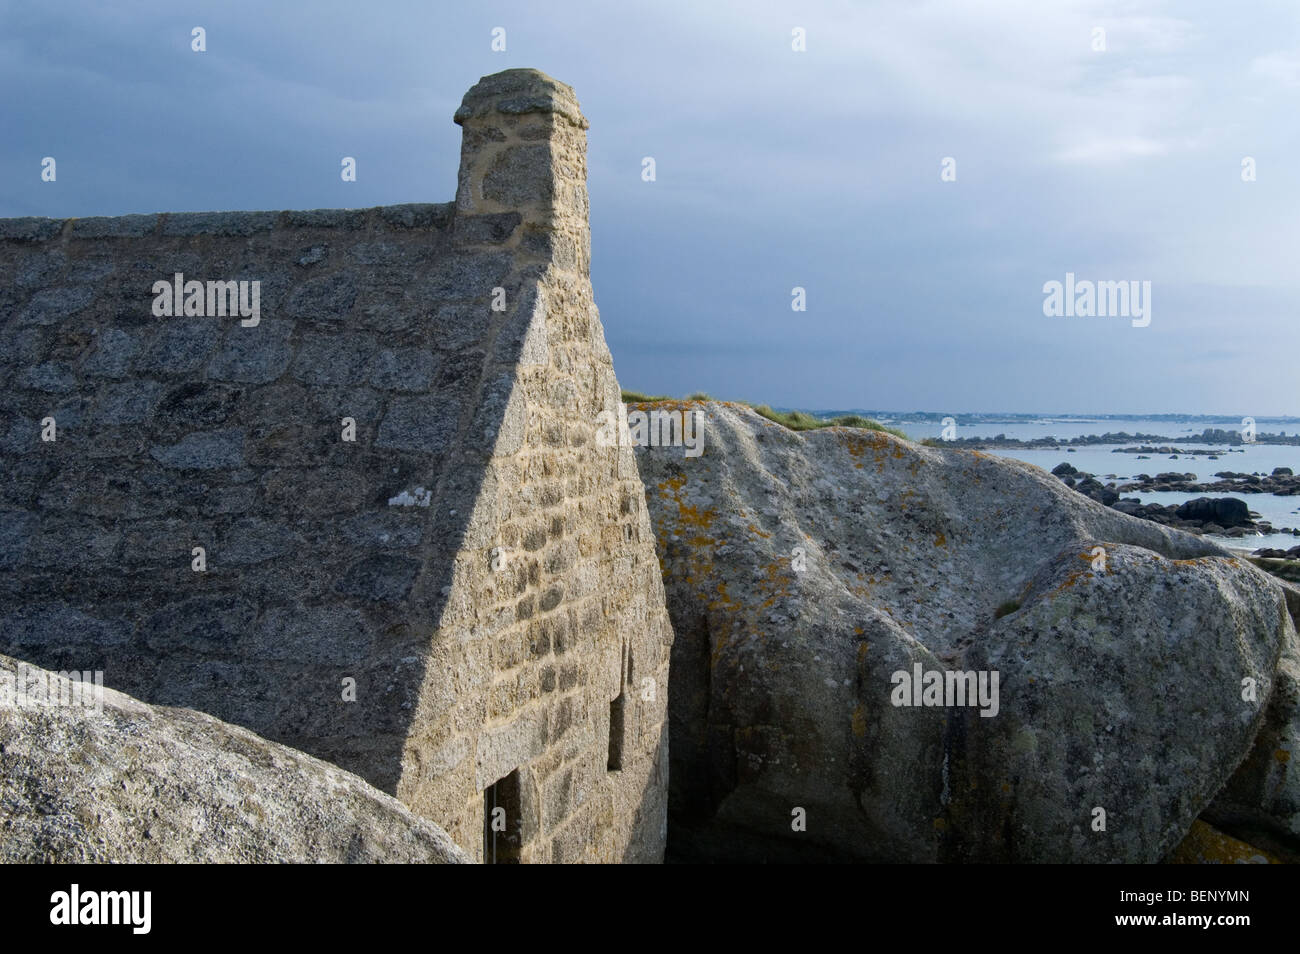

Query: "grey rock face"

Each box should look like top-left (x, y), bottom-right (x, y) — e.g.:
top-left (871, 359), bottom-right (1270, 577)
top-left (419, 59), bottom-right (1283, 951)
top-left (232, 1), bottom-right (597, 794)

top-left (19, 286), bottom-right (95, 325)
top-left (0, 654), bottom-right (466, 863)
top-left (135, 322), bottom-right (222, 374)
top-left (206, 320), bottom-right (294, 383)
top-left (82, 330), bottom-right (142, 379)
top-left (635, 402), bottom-right (1294, 863)
top-left (367, 348), bottom-right (438, 392)
top-left (375, 395), bottom-right (458, 452)
top-left (287, 272), bottom-right (358, 320)
top-left (149, 428), bottom-right (246, 469)
top-left (1205, 593), bottom-right (1300, 859)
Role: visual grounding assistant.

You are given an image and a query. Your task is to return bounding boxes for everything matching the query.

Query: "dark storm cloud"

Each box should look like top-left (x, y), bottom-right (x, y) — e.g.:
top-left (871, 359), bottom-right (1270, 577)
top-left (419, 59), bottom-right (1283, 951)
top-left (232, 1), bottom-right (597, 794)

top-left (2, 0), bottom-right (1296, 413)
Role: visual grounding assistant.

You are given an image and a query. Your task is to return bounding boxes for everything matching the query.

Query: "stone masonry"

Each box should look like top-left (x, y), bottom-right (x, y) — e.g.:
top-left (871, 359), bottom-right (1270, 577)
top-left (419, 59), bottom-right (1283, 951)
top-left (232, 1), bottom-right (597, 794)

top-left (0, 69), bottom-right (672, 862)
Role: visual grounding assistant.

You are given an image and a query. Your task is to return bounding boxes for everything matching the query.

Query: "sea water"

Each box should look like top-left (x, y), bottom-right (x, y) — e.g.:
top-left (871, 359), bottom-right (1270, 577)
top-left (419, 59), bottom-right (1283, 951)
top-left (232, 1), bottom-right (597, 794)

top-left (998, 446), bottom-right (1300, 549)
top-left (856, 414), bottom-right (1300, 550)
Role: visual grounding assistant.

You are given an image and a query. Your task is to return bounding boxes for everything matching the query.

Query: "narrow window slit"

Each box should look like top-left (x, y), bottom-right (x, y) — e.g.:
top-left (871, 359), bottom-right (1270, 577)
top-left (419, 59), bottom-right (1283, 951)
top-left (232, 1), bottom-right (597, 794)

top-left (483, 769), bottom-right (522, 863)
top-left (607, 693), bottom-right (626, 771)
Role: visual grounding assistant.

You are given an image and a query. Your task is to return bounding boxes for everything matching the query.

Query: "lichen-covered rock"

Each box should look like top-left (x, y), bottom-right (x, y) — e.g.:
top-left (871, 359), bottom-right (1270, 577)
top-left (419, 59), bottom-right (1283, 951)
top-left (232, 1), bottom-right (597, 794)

top-left (1166, 819), bottom-right (1279, 864)
top-left (634, 402), bottom-right (1294, 863)
top-left (0, 654), bottom-right (466, 863)
top-left (1203, 631), bottom-right (1300, 860)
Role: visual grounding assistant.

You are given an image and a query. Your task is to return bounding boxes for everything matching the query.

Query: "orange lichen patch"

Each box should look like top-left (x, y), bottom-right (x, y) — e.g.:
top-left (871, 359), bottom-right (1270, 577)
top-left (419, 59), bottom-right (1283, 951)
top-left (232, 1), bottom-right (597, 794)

top-left (705, 598), bottom-right (733, 621)
top-left (657, 474), bottom-right (686, 494)
top-left (851, 704), bottom-right (867, 738)
top-left (675, 501), bottom-right (715, 530)
top-left (932, 817), bottom-right (947, 831)
top-left (709, 631), bottom-right (731, 667)
top-left (841, 431), bottom-right (889, 455)
top-left (657, 477), bottom-right (720, 594)
top-left (1053, 567), bottom-right (1092, 594)
top-left (856, 642), bottom-right (869, 663)
top-left (748, 523), bottom-right (771, 538)
top-left (1275, 748), bottom-right (1291, 763)
top-left (839, 430), bottom-right (896, 472)
top-left (1000, 782), bottom-right (1012, 794)
top-left (854, 626), bottom-right (864, 636)
top-left (1171, 558), bottom-right (1206, 567)
top-left (934, 532), bottom-right (947, 547)
top-left (626, 399), bottom-right (708, 414)
top-left (1167, 819), bottom-right (1280, 864)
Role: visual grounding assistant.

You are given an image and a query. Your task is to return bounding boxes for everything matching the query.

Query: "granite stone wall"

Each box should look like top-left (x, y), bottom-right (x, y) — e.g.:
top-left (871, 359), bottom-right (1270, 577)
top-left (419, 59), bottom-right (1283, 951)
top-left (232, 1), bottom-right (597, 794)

top-left (0, 69), bottom-right (671, 863)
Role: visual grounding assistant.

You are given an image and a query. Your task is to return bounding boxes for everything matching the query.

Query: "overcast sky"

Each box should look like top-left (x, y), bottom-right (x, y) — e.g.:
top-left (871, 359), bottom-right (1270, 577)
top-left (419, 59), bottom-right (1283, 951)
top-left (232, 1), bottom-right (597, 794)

top-left (2, 0), bottom-right (1297, 415)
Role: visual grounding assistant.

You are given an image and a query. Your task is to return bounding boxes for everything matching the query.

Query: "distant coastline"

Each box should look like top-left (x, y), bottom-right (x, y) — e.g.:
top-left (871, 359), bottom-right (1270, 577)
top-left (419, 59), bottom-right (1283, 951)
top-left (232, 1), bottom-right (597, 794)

top-left (925, 430), bottom-right (1300, 449)
top-left (789, 411), bottom-right (1300, 448)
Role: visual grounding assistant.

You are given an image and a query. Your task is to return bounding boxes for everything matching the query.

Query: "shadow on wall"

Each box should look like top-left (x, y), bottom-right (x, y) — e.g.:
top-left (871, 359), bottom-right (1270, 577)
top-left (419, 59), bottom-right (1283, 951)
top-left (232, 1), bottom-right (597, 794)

top-left (0, 68), bottom-right (676, 864)
top-left (2, 79), bottom-right (565, 787)
top-left (0, 202), bottom-right (522, 795)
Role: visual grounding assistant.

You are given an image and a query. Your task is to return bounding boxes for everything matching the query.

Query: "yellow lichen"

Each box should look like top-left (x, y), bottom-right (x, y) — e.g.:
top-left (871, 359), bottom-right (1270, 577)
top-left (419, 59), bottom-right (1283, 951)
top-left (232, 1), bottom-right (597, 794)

top-left (1167, 819), bottom-right (1280, 864)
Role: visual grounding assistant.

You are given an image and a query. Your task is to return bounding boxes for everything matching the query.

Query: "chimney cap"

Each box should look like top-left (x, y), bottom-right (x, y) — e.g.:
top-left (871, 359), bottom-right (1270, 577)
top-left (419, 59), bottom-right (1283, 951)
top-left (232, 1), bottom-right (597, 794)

top-left (454, 68), bottom-right (588, 130)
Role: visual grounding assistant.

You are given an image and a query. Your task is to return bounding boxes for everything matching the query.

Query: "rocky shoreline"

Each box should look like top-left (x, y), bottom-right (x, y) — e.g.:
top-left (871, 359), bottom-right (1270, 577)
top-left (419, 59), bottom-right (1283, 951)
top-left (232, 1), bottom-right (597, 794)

top-left (1118, 466), bottom-right (1300, 496)
top-left (1050, 462), bottom-right (1300, 540)
top-left (933, 429), bottom-right (1300, 450)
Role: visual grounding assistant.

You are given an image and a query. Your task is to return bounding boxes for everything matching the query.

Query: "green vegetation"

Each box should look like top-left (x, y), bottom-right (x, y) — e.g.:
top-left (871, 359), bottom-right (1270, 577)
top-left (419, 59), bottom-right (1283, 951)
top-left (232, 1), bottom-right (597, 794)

top-left (619, 390), bottom-right (907, 439)
top-left (1247, 557), bottom-right (1300, 585)
top-left (620, 389), bottom-right (711, 403)
top-left (994, 600), bottom-right (1021, 619)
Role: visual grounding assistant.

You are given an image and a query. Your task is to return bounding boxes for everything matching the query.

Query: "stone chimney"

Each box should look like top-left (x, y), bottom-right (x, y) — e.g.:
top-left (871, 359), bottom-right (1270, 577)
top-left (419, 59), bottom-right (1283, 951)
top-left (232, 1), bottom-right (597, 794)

top-left (453, 69), bottom-right (591, 276)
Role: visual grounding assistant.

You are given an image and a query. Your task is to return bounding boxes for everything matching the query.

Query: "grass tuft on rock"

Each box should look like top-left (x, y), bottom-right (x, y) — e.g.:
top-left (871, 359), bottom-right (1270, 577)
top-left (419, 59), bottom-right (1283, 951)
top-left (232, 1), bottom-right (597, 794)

top-left (994, 600), bottom-right (1021, 619)
top-left (620, 390), bottom-right (907, 439)
top-left (1247, 557), bottom-right (1300, 584)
